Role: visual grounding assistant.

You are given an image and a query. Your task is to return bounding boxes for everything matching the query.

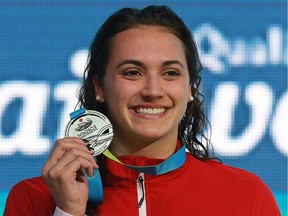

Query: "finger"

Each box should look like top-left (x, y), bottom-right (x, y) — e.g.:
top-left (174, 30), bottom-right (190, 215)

top-left (48, 147), bottom-right (98, 177)
top-left (60, 157), bottom-right (96, 180)
top-left (50, 138), bottom-right (88, 161)
top-left (42, 137), bottom-right (91, 176)
top-left (60, 147), bottom-right (98, 168)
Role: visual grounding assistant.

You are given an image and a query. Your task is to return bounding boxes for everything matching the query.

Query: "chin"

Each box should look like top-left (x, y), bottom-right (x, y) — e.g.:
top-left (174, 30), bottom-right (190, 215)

top-left (134, 130), bottom-right (169, 141)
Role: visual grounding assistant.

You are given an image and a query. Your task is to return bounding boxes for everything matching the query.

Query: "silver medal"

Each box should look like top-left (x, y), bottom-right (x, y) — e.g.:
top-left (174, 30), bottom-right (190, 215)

top-left (65, 110), bottom-right (113, 156)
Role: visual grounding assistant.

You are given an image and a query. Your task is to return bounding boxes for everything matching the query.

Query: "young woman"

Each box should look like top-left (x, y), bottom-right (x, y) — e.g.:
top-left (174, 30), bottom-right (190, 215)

top-left (4, 5), bottom-right (280, 216)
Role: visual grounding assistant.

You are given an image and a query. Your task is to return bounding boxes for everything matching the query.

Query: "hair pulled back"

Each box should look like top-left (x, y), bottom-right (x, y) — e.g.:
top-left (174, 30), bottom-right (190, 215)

top-left (78, 5), bottom-right (212, 160)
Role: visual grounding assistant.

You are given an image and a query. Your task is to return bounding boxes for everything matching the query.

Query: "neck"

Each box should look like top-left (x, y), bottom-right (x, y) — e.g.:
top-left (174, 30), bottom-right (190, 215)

top-left (109, 133), bottom-right (178, 159)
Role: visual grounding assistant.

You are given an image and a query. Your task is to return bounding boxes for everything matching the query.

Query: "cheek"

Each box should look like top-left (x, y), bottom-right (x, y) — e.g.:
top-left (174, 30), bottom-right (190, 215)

top-left (104, 80), bottom-right (139, 102)
top-left (168, 82), bottom-right (190, 99)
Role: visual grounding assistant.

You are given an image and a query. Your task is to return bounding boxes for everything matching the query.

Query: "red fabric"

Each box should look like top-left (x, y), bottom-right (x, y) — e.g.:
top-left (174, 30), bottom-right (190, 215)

top-left (4, 177), bottom-right (55, 215)
top-left (4, 150), bottom-right (280, 215)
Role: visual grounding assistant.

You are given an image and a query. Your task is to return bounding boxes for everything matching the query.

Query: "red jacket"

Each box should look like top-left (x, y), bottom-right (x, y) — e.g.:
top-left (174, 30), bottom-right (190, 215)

top-left (4, 152), bottom-right (280, 215)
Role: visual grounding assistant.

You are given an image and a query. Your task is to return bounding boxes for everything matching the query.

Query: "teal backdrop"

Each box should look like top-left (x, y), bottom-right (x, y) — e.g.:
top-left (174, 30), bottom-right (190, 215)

top-left (0, 0), bottom-right (287, 215)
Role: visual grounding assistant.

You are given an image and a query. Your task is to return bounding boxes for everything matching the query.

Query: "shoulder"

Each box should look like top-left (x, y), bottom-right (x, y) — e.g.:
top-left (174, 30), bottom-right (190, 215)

top-left (9, 176), bottom-right (51, 197)
top-left (4, 176), bottom-right (56, 215)
top-left (185, 154), bottom-right (280, 215)
top-left (185, 153), bottom-right (274, 198)
top-left (186, 153), bottom-right (261, 183)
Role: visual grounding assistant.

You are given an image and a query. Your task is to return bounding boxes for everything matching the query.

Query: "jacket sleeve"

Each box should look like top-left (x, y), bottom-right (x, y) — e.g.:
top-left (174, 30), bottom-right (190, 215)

top-left (4, 181), bottom-right (35, 215)
top-left (251, 177), bottom-right (281, 216)
top-left (4, 177), bottom-right (56, 216)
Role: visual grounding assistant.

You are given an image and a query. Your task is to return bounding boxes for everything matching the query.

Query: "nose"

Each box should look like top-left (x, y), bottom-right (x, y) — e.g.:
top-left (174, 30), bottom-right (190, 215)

top-left (140, 74), bottom-right (165, 99)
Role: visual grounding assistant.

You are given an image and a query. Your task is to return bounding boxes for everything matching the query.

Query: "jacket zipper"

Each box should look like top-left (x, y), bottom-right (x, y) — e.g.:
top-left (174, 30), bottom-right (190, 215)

top-left (137, 173), bottom-right (147, 216)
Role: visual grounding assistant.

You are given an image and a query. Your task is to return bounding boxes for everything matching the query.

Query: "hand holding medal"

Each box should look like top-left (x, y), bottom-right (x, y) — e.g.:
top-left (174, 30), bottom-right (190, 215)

top-left (41, 108), bottom-right (113, 215)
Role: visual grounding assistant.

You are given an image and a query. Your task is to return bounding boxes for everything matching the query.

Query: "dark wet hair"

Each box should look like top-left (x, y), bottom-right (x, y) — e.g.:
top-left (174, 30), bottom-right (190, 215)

top-left (78, 5), bottom-right (212, 160)
top-left (79, 5), bottom-right (214, 216)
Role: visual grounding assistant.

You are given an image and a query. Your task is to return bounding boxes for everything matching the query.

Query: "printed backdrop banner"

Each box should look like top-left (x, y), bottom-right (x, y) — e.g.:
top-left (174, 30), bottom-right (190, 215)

top-left (0, 1), bottom-right (287, 214)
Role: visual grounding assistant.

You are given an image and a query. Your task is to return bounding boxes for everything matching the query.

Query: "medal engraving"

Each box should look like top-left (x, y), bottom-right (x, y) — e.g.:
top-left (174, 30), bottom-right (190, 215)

top-left (65, 110), bottom-right (113, 156)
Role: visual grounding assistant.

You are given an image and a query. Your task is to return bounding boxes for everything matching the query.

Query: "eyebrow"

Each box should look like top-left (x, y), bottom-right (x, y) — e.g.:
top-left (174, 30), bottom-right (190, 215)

top-left (116, 59), bottom-right (185, 69)
top-left (162, 60), bottom-right (185, 69)
top-left (116, 60), bottom-right (144, 69)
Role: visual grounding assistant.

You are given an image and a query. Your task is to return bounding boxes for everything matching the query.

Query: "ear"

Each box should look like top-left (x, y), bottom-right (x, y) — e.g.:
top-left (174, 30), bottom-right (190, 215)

top-left (93, 76), bottom-right (105, 103)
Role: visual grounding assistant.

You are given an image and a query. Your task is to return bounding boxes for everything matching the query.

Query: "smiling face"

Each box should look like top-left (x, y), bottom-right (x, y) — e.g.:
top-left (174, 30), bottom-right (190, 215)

top-left (94, 26), bottom-right (191, 151)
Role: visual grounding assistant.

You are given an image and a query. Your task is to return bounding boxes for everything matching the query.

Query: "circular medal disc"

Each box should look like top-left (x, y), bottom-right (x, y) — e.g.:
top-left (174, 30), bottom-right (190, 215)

top-left (65, 110), bottom-right (113, 156)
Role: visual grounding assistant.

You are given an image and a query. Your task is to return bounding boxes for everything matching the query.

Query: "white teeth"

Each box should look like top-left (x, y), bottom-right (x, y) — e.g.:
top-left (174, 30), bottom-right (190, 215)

top-left (137, 107), bottom-right (166, 114)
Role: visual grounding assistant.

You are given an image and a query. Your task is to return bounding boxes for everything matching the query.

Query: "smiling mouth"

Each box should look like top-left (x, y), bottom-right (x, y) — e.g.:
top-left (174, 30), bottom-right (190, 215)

top-left (136, 107), bottom-right (166, 114)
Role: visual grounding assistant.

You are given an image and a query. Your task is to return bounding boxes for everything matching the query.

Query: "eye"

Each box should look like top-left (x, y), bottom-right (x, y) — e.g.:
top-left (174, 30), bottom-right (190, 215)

top-left (122, 69), bottom-right (142, 79)
top-left (163, 70), bottom-right (180, 79)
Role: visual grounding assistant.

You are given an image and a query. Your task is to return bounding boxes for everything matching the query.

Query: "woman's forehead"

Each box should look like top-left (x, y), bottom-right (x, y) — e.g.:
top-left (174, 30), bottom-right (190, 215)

top-left (108, 26), bottom-right (186, 64)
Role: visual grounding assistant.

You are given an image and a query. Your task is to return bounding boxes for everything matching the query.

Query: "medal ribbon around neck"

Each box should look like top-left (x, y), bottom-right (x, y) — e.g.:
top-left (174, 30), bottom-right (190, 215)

top-left (66, 108), bottom-right (187, 203)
